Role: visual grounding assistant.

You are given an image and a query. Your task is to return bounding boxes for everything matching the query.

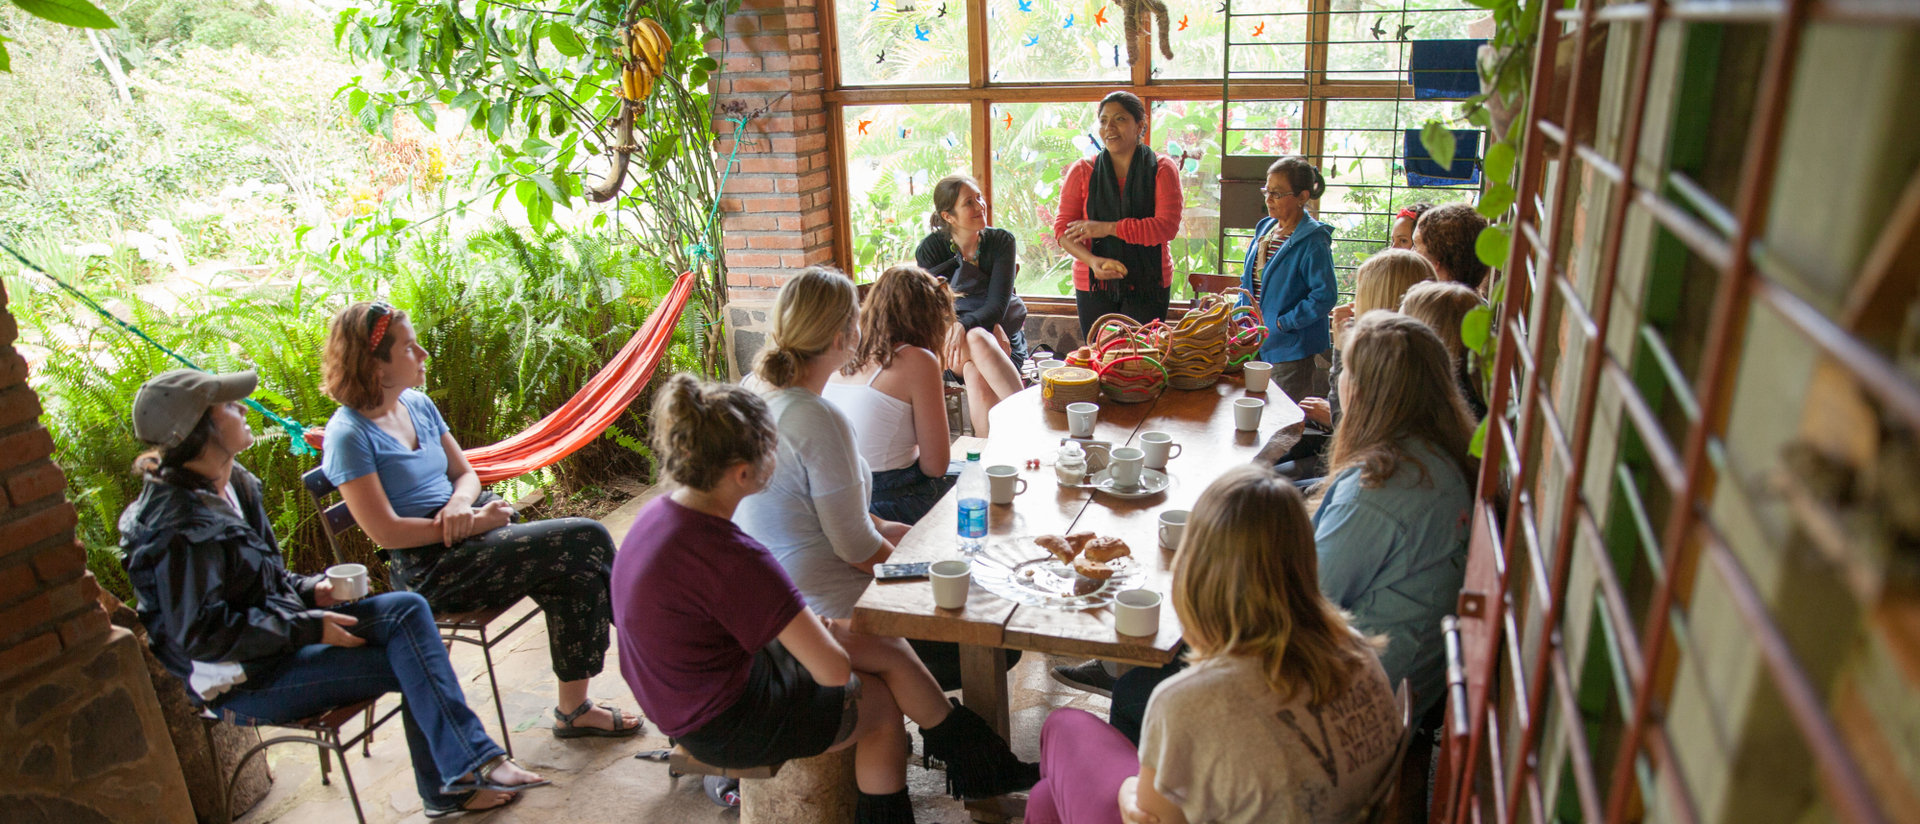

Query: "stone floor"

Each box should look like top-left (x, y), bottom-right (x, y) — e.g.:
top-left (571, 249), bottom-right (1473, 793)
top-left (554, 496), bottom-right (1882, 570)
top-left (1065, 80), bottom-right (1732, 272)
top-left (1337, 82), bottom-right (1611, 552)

top-left (239, 491), bottom-right (1110, 824)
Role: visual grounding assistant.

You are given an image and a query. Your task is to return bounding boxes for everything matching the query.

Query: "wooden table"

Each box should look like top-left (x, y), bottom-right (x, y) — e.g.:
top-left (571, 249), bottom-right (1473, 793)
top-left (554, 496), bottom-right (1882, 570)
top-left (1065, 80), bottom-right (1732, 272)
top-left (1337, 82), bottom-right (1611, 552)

top-left (850, 374), bottom-right (1304, 817)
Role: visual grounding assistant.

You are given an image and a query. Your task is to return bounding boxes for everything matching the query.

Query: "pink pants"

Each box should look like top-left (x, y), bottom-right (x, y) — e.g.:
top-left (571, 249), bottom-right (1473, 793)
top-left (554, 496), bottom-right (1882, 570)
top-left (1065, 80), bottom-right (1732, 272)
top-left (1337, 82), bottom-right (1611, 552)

top-left (1025, 708), bottom-right (1141, 824)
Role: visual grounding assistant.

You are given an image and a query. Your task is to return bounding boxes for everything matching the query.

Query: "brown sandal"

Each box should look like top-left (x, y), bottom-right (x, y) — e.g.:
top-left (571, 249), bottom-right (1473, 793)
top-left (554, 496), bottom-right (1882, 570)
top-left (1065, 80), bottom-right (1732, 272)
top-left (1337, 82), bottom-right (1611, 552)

top-left (552, 701), bottom-right (643, 739)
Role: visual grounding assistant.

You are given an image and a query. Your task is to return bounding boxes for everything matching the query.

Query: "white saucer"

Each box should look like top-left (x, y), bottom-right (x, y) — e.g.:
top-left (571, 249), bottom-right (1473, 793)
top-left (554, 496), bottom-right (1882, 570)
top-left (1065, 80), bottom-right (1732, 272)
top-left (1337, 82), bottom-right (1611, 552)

top-left (1087, 468), bottom-right (1170, 498)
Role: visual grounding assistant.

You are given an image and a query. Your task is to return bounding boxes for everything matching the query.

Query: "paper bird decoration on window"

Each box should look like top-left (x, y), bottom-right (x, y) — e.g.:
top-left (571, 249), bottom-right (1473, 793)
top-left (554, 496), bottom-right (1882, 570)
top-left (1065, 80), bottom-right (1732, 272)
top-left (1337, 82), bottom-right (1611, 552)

top-left (1003, 112), bottom-right (1013, 129)
top-left (914, 23), bottom-right (930, 40)
top-left (1178, 14), bottom-right (1188, 30)
top-left (1062, 13), bottom-right (1074, 27)
top-left (870, 0), bottom-right (878, 10)
top-left (1396, 23), bottom-right (1413, 40)
top-left (1110, 43), bottom-right (1122, 65)
top-left (1369, 17), bottom-right (1385, 39)
top-left (1022, 33), bottom-right (1039, 46)
top-left (858, 120), bottom-right (873, 135)
top-left (875, 50), bottom-right (886, 63)
top-left (1018, 0), bottom-right (1032, 10)
top-left (1095, 6), bottom-right (1108, 25)
top-left (1251, 21), bottom-right (1265, 36)
top-left (937, 2), bottom-right (947, 16)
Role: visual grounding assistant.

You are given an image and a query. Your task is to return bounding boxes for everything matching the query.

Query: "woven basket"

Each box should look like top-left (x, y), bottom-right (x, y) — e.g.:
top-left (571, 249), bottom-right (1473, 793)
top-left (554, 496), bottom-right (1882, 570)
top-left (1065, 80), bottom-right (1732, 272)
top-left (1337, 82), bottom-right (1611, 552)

top-left (1041, 366), bottom-right (1101, 412)
top-left (1088, 314), bottom-right (1168, 403)
top-left (1164, 293), bottom-right (1234, 390)
top-left (1221, 288), bottom-right (1269, 373)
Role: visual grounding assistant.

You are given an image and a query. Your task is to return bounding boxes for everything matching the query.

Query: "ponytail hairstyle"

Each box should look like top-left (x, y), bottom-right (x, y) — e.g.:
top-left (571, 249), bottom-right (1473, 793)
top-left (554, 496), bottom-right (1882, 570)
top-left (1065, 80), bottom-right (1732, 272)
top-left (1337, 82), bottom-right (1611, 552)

top-left (323, 301), bottom-right (410, 410)
top-left (752, 266), bottom-right (862, 389)
top-left (1174, 464), bottom-right (1384, 705)
top-left (929, 174), bottom-right (983, 233)
top-left (1266, 156), bottom-right (1327, 201)
top-left (845, 265), bottom-right (954, 375)
top-left (131, 410), bottom-right (219, 492)
top-left (1352, 249), bottom-right (1436, 317)
top-left (649, 373), bottom-right (778, 492)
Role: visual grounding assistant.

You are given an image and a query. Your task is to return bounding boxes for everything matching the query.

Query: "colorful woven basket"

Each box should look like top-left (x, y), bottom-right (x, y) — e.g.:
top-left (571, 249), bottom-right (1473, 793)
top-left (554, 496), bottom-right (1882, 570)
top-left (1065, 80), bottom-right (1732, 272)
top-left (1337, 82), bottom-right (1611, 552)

top-left (1164, 293), bottom-right (1234, 390)
top-left (1041, 366), bottom-right (1101, 412)
top-left (1088, 313), bottom-right (1169, 403)
top-left (1221, 288), bottom-right (1269, 373)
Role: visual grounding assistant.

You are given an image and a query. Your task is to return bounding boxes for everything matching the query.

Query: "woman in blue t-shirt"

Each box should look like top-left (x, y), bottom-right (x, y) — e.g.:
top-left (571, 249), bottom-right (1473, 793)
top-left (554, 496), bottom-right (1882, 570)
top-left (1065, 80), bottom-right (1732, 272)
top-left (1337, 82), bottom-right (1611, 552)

top-left (320, 302), bottom-right (638, 740)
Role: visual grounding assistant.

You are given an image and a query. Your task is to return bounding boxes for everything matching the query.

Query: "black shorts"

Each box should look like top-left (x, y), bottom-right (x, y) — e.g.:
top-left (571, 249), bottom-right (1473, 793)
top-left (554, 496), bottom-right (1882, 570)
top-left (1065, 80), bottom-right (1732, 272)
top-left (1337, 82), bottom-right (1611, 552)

top-left (675, 642), bottom-right (860, 769)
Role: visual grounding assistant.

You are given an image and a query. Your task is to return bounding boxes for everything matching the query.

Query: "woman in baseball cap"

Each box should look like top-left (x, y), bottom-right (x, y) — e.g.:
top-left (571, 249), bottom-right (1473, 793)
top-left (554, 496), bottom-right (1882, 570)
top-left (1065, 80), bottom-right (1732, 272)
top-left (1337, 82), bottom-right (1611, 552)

top-left (120, 368), bottom-right (547, 816)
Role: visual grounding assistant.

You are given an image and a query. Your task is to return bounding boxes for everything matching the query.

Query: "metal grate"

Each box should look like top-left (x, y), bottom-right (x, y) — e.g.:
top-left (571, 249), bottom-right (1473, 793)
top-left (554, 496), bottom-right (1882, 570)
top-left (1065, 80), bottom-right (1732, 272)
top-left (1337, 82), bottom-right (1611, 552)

top-left (1437, 2), bottom-right (1919, 823)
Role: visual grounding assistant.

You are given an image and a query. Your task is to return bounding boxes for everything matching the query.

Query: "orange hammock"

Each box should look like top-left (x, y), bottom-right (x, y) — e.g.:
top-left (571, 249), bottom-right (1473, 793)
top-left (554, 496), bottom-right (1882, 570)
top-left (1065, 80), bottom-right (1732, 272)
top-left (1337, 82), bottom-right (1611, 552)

top-left (466, 270), bottom-right (697, 482)
top-left (307, 271), bottom-right (698, 483)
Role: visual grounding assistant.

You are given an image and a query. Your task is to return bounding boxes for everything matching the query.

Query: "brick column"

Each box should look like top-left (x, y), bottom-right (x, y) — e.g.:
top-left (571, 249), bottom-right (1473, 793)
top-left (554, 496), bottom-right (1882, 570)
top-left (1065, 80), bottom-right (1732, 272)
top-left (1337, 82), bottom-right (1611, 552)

top-left (710, 0), bottom-right (837, 302)
top-left (0, 281), bottom-right (194, 821)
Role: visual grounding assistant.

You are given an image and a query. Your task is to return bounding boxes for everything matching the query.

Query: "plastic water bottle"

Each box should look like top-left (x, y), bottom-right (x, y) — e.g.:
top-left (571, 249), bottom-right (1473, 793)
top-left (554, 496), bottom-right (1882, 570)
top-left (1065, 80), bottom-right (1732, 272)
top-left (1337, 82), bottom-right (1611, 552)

top-left (957, 451), bottom-right (988, 553)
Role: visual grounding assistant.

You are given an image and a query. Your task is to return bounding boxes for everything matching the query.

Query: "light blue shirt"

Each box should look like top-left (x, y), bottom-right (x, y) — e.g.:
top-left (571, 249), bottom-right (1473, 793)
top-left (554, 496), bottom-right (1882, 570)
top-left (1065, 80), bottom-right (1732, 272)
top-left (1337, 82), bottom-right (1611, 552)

top-left (322, 389), bottom-right (455, 519)
top-left (1314, 437), bottom-right (1472, 720)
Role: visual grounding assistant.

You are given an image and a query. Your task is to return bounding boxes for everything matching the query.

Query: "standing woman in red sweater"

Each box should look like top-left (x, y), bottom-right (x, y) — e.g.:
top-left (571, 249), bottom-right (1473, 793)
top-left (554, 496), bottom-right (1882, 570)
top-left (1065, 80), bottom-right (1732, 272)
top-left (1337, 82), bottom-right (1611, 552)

top-left (1054, 91), bottom-right (1186, 337)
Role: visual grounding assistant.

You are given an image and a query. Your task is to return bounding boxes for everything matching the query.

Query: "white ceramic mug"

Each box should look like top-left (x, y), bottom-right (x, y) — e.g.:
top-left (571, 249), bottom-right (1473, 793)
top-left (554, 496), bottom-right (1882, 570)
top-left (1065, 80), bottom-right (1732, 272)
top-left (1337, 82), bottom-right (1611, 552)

top-left (1243, 361), bottom-right (1273, 393)
top-left (1158, 509), bottom-right (1189, 550)
top-left (1066, 402), bottom-right (1099, 438)
top-left (1233, 397), bottom-right (1266, 431)
top-left (1114, 589), bottom-right (1162, 637)
top-left (1138, 431), bottom-right (1182, 469)
top-left (326, 563), bottom-right (370, 602)
top-left (1037, 359), bottom-right (1067, 372)
top-left (986, 465), bottom-right (1028, 504)
top-left (931, 560), bottom-right (972, 610)
top-left (1109, 446), bottom-right (1146, 489)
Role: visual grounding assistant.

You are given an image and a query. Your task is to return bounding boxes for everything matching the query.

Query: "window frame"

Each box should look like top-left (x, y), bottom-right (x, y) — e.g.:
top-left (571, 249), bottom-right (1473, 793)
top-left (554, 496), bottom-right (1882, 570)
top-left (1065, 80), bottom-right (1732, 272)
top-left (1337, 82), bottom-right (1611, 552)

top-left (820, 0), bottom-right (1468, 301)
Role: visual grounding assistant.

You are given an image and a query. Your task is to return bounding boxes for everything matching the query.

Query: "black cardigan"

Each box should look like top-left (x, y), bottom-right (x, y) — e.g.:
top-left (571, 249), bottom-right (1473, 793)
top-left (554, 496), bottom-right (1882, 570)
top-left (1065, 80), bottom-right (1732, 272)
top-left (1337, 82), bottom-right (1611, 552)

top-left (915, 227), bottom-right (1027, 336)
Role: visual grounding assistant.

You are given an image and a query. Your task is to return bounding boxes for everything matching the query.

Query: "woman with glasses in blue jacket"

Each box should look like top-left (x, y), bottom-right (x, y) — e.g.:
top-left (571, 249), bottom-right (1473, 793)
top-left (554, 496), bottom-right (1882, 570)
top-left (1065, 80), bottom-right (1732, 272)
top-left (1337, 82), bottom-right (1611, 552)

top-left (1239, 156), bottom-right (1338, 402)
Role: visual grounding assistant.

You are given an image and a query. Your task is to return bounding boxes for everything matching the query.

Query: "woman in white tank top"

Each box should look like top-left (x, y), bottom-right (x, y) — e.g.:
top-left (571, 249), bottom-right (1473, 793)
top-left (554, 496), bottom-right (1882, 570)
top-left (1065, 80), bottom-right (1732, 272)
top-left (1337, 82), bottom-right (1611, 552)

top-left (823, 266), bottom-right (957, 526)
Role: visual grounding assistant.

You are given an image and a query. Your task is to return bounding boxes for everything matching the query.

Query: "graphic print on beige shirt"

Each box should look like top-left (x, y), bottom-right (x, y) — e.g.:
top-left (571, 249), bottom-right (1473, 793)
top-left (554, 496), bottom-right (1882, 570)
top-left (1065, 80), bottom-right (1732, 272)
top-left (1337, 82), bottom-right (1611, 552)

top-left (1138, 653), bottom-right (1403, 824)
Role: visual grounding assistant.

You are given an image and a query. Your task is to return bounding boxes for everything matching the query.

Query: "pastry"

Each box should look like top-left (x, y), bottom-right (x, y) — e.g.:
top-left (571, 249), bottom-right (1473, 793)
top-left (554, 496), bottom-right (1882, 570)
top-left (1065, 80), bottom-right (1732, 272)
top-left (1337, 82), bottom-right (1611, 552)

top-left (1083, 535), bottom-right (1131, 563)
top-left (1072, 555), bottom-right (1116, 580)
top-left (1036, 534), bottom-right (1078, 564)
top-left (1065, 531), bottom-right (1099, 552)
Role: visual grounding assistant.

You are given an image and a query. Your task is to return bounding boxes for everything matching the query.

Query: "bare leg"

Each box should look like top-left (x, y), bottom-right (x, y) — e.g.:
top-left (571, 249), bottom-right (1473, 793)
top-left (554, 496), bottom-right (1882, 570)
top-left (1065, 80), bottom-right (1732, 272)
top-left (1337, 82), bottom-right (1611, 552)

top-left (556, 679), bottom-right (636, 730)
top-left (831, 624), bottom-right (955, 728)
top-left (966, 327), bottom-right (1023, 401)
top-left (963, 362), bottom-right (993, 438)
top-left (826, 668), bottom-right (911, 794)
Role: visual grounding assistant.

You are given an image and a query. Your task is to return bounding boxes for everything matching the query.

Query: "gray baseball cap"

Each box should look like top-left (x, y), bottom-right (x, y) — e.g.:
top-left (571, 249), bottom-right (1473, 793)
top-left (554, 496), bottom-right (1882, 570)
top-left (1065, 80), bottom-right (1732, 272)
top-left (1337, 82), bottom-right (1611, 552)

top-left (132, 369), bottom-right (257, 448)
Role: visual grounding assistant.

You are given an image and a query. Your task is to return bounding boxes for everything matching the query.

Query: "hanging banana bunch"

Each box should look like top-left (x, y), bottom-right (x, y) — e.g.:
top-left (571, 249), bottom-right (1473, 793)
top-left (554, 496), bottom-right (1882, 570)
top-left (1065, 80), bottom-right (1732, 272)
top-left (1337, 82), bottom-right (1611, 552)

top-left (620, 18), bottom-right (671, 104)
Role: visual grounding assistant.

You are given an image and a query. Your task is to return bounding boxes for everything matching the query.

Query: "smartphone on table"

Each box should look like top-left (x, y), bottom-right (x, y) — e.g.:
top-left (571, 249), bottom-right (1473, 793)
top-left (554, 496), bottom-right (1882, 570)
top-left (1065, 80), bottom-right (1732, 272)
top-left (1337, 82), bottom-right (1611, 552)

top-left (874, 562), bottom-right (931, 581)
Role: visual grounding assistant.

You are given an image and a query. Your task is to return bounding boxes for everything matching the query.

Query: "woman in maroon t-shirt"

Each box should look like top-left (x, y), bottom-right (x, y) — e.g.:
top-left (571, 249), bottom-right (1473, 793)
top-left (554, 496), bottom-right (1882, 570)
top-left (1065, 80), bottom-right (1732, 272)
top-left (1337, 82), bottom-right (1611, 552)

top-left (612, 373), bottom-right (1035, 824)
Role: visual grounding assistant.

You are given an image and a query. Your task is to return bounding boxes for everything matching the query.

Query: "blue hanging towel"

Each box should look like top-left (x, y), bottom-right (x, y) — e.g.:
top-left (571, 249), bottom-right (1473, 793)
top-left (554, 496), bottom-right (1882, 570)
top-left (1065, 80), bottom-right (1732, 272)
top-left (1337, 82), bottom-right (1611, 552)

top-left (1403, 129), bottom-right (1482, 187)
top-left (1409, 39), bottom-right (1487, 100)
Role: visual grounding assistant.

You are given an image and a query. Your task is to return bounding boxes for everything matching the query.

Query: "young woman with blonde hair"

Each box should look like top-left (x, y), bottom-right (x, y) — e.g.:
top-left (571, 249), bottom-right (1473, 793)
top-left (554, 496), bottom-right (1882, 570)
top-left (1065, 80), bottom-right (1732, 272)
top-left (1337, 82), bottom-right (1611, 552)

top-left (825, 265), bottom-right (960, 525)
top-left (318, 302), bottom-right (636, 741)
top-left (1399, 280), bottom-right (1489, 420)
top-left (734, 267), bottom-right (1037, 815)
top-left (1313, 310), bottom-right (1476, 723)
top-left (917, 174), bottom-right (1027, 429)
top-left (1026, 465), bottom-right (1402, 824)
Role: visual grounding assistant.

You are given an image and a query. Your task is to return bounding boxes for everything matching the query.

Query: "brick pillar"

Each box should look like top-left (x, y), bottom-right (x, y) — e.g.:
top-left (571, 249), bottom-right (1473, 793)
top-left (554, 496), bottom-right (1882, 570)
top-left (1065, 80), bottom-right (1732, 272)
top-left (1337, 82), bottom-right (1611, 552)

top-left (0, 281), bottom-right (194, 822)
top-left (709, 0), bottom-right (838, 375)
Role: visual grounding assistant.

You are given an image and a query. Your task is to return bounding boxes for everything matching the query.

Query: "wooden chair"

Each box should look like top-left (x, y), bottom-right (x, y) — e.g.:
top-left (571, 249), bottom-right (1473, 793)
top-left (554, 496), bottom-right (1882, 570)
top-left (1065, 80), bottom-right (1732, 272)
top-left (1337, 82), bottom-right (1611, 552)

top-left (1186, 273), bottom-right (1241, 297)
top-left (301, 466), bottom-right (542, 757)
top-left (220, 698), bottom-right (401, 824)
top-left (1358, 680), bottom-right (1418, 824)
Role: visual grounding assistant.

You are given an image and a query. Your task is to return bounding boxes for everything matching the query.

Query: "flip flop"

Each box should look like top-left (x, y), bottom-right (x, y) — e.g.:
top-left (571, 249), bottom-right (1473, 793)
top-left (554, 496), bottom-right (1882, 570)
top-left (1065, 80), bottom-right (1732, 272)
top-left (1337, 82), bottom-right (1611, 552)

top-left (440, 757), bottom-right (552, 795)
top-left (552, 701), bottom-right (643, 739)
top-left (424, 789), bottom-right (522, 819)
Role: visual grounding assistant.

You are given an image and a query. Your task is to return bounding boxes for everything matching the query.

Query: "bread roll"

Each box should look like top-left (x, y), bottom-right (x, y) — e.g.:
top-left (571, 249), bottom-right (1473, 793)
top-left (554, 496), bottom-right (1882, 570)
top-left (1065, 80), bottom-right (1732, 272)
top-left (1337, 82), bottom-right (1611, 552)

top-left (1065, 531), bottom-right (1098, 552)
top-left (1072, 555), bottom-right (1116, 580)
top-left (1036, 534), bottom-right (1077, 564)
top-left (1083, 535), bottom-right (1131, 563)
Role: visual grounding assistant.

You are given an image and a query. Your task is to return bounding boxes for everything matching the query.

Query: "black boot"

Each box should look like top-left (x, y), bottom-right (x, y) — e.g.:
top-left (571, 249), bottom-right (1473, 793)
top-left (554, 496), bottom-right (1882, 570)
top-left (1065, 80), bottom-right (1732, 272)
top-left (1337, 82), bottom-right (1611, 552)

top-left (917, 699), bottom-right (1041, 799)
top-left (855, 789), bottom-right (915, 824)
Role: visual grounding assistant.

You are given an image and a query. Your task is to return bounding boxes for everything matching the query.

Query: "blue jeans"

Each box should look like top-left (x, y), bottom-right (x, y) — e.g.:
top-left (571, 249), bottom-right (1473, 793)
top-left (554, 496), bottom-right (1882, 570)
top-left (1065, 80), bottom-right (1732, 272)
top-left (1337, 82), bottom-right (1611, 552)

top-left (215, 592), bottom-right (505, 808)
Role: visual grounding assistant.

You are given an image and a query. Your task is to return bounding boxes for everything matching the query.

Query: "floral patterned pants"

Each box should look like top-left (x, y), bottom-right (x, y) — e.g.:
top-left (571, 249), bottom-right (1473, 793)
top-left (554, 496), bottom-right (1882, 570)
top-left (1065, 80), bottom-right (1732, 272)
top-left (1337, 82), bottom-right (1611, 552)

top-left (389, 506), bottom-right (616, 683)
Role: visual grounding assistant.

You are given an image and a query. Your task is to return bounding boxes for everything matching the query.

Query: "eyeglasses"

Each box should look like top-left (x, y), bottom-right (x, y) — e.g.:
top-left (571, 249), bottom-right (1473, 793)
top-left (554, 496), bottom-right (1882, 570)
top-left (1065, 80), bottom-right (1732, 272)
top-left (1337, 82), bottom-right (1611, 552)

top-left (1261, 188), bottom-right (1304, 201)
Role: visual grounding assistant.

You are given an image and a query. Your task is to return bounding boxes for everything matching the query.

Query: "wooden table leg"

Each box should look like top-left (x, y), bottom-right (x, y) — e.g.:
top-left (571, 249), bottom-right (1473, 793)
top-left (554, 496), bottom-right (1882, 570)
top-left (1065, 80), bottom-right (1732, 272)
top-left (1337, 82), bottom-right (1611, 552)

top-left (956, 644), bottom-right (1011, 741)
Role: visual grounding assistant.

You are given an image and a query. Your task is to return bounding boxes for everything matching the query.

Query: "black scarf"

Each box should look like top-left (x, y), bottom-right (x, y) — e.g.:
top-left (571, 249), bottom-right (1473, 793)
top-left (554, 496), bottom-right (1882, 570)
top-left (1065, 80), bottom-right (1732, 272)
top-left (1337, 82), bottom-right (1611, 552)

top-left (1085, 143), bottom-right (1163, 293)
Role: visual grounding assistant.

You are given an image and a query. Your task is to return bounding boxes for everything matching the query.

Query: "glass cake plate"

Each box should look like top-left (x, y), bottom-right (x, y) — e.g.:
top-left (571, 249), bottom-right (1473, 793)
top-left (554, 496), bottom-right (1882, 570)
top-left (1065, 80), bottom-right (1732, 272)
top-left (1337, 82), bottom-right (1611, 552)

top-left (967, 535), bottom-right (1145, 611)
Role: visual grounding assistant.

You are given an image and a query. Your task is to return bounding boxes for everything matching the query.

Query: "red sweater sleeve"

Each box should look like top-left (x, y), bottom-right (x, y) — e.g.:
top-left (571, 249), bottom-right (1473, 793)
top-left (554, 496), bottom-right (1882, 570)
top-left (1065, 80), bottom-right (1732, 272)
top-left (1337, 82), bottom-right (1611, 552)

top-left (1113, 156), bottom-right (1184, 247)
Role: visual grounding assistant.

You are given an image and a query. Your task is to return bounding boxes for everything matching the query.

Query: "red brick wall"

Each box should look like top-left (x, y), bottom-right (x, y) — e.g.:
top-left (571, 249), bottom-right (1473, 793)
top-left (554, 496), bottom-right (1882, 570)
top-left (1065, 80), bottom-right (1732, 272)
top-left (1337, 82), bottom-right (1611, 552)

top-left (0, 281), bottom-right (111, 684)
top-left (709, 0), bottom-right (837, 298)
